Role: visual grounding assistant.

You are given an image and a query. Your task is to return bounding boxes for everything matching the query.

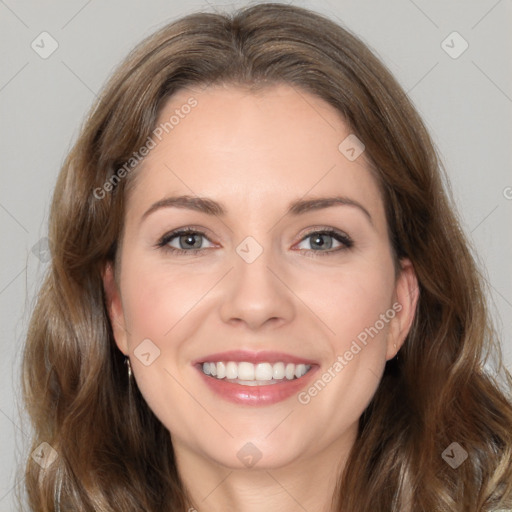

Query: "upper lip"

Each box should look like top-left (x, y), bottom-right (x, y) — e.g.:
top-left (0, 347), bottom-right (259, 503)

top-left (192, 350), bottom-right (318, 366)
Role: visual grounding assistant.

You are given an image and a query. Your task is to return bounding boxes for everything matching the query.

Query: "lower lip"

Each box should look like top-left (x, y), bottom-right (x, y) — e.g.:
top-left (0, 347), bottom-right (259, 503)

top-left (195, 364), bottom-right (319, 406)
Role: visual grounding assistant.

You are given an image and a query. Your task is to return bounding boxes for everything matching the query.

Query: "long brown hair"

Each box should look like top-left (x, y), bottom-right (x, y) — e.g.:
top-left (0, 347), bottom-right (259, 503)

top-left (20, 3), bottom-right (512, 510)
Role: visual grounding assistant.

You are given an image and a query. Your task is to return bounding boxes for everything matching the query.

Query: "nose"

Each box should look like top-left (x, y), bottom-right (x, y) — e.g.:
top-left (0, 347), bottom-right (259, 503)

top-left (218, 241), bottom-right (296, 331)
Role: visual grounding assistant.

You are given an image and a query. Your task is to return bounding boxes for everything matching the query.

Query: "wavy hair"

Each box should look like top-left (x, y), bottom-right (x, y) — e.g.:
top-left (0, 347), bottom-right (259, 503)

top-left (20, 3), bottom-right (512, 510)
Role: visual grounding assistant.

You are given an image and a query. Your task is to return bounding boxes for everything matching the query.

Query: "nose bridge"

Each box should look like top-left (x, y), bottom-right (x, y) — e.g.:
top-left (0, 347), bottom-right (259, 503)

top-left (218, 234), bottom-right (295, 329)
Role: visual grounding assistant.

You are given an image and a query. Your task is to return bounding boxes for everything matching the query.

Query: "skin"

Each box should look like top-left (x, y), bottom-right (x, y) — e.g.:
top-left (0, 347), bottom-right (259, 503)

top-left (103, 83), bottom-right (419, 512)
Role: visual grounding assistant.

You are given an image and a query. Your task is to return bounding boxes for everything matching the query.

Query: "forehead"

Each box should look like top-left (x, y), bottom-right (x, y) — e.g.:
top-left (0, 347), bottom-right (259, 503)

top-left (124, 83), bottom-right (385, 231)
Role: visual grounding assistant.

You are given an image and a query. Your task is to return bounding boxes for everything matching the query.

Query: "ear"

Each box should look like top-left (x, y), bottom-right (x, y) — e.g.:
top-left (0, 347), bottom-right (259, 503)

top-left (102, 261), bottom-right (129, 355)
top-left (386, 258), bottom-right (419, 360)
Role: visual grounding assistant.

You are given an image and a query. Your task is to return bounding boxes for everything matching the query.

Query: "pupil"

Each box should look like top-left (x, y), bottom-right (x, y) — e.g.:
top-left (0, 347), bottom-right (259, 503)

top-left (182, 234), bottom-right (200, 249)
top-left (313, 234), bottom-right (332, 250)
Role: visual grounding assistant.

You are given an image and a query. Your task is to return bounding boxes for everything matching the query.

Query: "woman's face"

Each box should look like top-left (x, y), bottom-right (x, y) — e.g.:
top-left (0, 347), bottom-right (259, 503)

top-left (104, 83), bottom-right (418, 471)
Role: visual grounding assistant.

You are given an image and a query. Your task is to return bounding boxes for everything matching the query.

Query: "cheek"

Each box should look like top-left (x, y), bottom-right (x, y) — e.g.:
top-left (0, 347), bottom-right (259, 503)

top-left (294, 258), bottom-right (396, 346)
top-left (295, 263), bottom-right (396, 417)
top-left (121, 256), bottom-right (210, 343)
top-left (118, 256), bottom-right (211, 431)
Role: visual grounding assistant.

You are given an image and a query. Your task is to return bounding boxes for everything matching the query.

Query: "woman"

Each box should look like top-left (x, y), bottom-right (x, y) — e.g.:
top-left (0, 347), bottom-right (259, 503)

top-left (21, 3), bottom-right (512, 511)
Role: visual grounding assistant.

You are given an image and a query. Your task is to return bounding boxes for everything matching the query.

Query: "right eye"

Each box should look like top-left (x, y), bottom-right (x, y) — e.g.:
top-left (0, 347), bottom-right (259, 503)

top-left (156, 228), bottom-right (215, 255)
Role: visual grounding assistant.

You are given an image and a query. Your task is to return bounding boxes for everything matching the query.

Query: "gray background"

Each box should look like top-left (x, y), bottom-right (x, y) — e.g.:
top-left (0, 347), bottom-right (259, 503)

top-left (1, 0), bottom-right (511, 509)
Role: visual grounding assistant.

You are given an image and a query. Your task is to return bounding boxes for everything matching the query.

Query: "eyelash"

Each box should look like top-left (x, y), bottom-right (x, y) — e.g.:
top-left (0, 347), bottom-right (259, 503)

top-left (155, 226), bottom-right (354, 257)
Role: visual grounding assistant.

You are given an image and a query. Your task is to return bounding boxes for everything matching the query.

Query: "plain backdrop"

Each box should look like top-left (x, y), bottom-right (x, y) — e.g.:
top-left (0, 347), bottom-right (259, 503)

top-left (0, 0), bottom-right (511, 509)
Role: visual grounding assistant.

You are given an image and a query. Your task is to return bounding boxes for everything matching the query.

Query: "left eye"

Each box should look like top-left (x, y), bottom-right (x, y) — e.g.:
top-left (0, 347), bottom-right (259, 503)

top-left (296, 230), bottom-right (353, 252)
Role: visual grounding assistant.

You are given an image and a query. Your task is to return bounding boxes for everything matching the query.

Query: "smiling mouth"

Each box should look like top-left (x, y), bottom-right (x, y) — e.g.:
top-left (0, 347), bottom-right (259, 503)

top-left (199, 361), bottom-right (313, 386)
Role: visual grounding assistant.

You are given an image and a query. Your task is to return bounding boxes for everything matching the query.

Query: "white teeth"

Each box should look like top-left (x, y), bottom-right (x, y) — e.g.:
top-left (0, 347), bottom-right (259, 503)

top-left (285, 363), bottom-right (295, 380)
top-left (238, 362), bottom-right (255, 380)
top-left (273, 362), bottom-right (285, 379)
top-left (216, 361), bottom-right (226, 379)
top-left (201, 361), bottom-right (312, 383)
top-left (226, 361), bottom-right (238, 379)
top-left (295, 364), bottom-right (307, 378)
top-left (255, 362), bottom-right (273, 381)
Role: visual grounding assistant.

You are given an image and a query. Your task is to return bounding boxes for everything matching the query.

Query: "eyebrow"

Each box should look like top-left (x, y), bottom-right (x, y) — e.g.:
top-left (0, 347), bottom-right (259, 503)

top-left (140, 194), bottom-right (373, 225)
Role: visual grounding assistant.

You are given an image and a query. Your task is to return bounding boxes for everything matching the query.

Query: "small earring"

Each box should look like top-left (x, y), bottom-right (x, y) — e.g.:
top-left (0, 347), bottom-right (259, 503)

top-left (125, 356), bottom-right (132, 379)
